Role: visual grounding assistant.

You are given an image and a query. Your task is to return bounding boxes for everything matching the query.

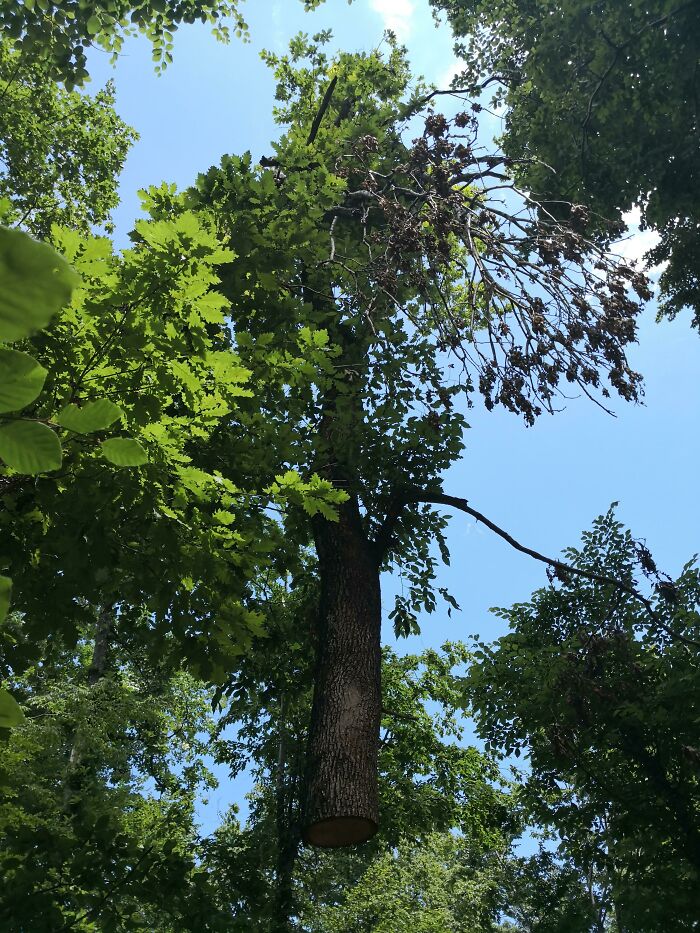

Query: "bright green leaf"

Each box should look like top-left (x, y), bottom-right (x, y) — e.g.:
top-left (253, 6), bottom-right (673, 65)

top-left (0, 420), bottom-right (62, 474)
top-left (314, 498), bottom-right (340, 522)
top-left (100, 437), bottom-right (148, 467)
top-left (57, 399), bottom-right (123, 434)
top-left (0, 226), bottom-right (79, 342)
top-left (0, 688), bottom-right (24, 728)
top-left (0, 348), bottom-right (47, 412)
top-left (0, 576), bottom-right (10, 623)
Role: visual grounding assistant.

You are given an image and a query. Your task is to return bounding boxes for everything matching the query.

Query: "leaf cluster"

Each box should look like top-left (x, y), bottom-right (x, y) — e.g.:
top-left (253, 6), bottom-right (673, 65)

top-left (0, 40), bottom-right (136, 236)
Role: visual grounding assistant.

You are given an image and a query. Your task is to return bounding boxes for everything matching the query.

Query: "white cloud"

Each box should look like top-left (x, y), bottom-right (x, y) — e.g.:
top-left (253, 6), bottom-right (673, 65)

top-left (615, 207), bottom-right (664, 273)
top-left (370, 0), bottom-right (416, 41)
top-left (437, 57), bottom-right (466, 90)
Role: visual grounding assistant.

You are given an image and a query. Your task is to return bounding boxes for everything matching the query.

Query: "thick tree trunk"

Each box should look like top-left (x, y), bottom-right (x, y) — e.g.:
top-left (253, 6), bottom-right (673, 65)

top-left (303, 495), bottom-right (382, 847)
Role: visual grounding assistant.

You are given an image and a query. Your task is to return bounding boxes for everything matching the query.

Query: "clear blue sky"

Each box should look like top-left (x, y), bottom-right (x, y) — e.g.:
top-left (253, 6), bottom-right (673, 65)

top-left (87, 0), bottom-right (700, 833)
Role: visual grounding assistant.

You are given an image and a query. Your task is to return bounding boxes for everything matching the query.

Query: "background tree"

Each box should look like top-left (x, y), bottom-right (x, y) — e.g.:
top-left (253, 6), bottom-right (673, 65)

top-left (496, 846), bottom-right (617, 933)
top-left (0, 607), bottom-right (229, 931)
top-left (431, 0), bottom-right (700, 328)
top-left (467, 509), bottom-right (700, 929)
top-left (0, 40), bottom-right (136, 237)
top-left (305, 832), bottom-right (508, 933)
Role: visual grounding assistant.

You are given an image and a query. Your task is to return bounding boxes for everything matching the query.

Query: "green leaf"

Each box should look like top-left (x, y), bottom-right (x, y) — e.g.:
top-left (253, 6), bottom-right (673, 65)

top-left (0, 198), bottom-right (12, 224)
top-left (0, 576), bottom-right (11, 624)
top-left (0, 420), bottom-right (62, 474)
top-left (315, 498), bottom-right (340, 521)
top-left (0, 348), bottom-right (47, 412)
top-left (0, 688), bottom-right (24, 729)
top-left (100, 437), bottom-right (148, 467)
top-left (57, 399), bottom-right (123, 434)
top-left (0, 226), bottom-right (79, 342)
top-left (86, 14), bottom-right (101, 35)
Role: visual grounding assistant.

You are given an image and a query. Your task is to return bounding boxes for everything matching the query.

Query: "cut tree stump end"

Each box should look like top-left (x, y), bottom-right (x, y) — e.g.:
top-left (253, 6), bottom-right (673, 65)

top-left (303, 815), bottom-right (378, 848)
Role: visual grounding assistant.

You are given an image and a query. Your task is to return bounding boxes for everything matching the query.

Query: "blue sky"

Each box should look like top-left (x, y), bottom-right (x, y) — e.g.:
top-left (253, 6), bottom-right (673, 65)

top-left (87, 0), bottom-right (700, 833)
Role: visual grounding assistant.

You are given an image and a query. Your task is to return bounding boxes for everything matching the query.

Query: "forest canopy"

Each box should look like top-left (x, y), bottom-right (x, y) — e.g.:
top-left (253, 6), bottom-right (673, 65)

top-left (0, 1), bottom-right (698, 930)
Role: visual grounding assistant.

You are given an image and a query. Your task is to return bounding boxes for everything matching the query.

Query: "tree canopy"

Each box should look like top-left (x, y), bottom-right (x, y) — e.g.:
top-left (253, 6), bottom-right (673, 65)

top-left (0, 0), bottom-right (324, 87)
top-left (0, 42), bottom-right (135, 237)
top-left (0, 1), bottom-right (698, 930)
top-left (469, 508), bottom-right (700, 929)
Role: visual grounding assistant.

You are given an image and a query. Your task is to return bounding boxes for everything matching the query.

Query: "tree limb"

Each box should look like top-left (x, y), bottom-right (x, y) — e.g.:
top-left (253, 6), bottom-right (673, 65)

top-left (306, 75), bottom-right (338, 146)
top-left (373, 490), bottom-right (700, 648)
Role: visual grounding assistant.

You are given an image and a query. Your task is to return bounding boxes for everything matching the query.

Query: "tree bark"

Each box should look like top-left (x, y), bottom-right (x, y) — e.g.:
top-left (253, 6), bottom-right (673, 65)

top-left (302, 495), bottom-right (382, 847)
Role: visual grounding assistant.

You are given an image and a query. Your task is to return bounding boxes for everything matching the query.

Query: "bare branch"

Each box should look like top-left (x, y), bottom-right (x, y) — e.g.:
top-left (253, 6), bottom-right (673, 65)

top-left (376, 490), bottom-right (700, 649)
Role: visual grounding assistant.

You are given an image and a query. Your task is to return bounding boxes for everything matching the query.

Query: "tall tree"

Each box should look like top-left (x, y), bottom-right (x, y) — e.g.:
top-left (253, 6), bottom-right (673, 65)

top-left (187, 34), bottom-right (649, 845)
top-left (431, 0), bottom-right (700, 328)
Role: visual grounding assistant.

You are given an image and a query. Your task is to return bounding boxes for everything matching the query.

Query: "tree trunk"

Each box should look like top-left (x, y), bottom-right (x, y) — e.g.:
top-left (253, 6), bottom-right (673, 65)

top-left (63, 605), bottom-right (113, 809)
top-left (272, 694), bottom-right (300, 931)
top-left (303, 495), bottom-right (382, 847)
top-left (273, 829), bottom-right (299, 932)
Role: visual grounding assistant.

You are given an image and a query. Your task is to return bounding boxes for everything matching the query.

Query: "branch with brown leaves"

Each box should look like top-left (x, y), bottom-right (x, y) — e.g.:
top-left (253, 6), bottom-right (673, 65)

top-left (317, 107), bottom-right (651, 424)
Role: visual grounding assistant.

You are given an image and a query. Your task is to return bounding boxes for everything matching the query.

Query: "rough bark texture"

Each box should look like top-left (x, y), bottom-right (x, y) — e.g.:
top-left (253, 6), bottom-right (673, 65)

top-left (303, 496), bottom-right (382, 847)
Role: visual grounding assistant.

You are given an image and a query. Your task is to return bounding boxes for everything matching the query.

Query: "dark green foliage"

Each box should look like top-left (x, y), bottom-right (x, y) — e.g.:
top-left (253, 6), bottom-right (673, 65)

top-left (468, 509), bottom-right (700, 930)
top-left (0, 611), bottom-right (227, 931)
top-left (432, 0), bottom-right (700, 327)
top-left (498, 848), bottom-right (611, 933)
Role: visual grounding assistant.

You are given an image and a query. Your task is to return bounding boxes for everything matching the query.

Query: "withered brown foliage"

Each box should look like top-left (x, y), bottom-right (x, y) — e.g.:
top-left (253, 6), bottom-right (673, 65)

top-left (324, 107), bottom-right (651, 424)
